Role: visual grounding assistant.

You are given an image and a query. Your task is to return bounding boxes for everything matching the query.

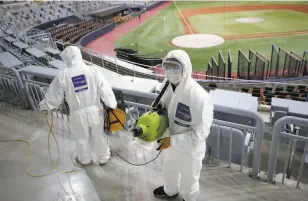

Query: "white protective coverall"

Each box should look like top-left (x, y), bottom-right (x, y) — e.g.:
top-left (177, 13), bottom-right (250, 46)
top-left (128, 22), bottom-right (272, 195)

top-left (159, 50), bottom-right (214, 201)
top-left (39, 46), bottom-right (117, 164)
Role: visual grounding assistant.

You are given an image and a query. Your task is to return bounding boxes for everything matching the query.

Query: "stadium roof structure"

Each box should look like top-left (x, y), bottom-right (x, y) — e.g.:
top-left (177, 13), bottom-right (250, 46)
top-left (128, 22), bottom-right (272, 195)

top-left (0, 52), bottom-right (23, 68)
top-left (89, 5), bottom-right (128, 18)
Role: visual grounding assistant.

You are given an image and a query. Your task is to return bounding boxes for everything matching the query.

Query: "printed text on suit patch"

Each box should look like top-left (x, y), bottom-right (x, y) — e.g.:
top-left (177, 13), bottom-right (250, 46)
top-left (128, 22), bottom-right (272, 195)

top-left (175, 102), bottom-right (191, 122)
top-left (72, 74), bottom-right (88, 93)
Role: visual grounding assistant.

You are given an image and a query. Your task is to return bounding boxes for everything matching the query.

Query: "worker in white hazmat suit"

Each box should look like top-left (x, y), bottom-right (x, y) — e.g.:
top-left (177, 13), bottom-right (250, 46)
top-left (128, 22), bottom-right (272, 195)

top-left (153, 50), bottom-right (214, 201)
top-left (39, 46), bottom-right (117, 166)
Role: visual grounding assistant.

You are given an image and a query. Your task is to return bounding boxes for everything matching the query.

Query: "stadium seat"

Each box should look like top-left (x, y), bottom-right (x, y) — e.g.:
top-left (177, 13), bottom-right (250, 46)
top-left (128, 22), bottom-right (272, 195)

top-left (48, 18), bottom-right (108, 44)
top-left (209, 84), bottom-right (217, 89)
top-left (265, 87), bottom-right (272, 91)
top-left (240, 88), bottom-right (249, 93)
top-left (275, 87), bottom-right (284, 92)
top-left (252, 88), bottom-right (260, 94)
top-left (286, 86), bottom-right (295, 92)
top-left (252, 93), bottom-right (260, 98)
top-left (299, 93), bottom-right (307, 98)
top-left (289, 93), bottom-right (299, 98)
top-left (298, 85), bottom-right (306, 90)
top-left (263, 90), bottom-right (273, 96)
top-left (275, 91), bottom-right (283, 96)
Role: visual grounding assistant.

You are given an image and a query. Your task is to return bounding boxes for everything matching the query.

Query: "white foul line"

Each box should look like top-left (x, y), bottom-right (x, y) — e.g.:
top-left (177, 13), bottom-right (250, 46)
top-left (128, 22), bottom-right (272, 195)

top-left (173, 0), bottom-right (194, 34)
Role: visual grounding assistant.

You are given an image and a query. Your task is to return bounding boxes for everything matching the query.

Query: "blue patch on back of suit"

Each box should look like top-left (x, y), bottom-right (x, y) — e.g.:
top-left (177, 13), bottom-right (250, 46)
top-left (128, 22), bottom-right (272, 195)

top-left (175, 102), bottom-right (191, 122)
top-left (72, 74), bottom-right (88, 93)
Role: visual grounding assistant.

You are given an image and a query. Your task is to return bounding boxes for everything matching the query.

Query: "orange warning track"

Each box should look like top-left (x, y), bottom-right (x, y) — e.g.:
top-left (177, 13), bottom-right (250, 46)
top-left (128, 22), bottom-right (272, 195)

top-left (180, 4), bottom-right (308, 39)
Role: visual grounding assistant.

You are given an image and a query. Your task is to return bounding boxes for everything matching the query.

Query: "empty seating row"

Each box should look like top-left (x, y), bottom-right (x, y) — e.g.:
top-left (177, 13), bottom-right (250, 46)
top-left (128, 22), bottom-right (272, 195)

top-left (50, 19), bottom-right (107, 44)
top-left (0, 34), bottom-right (62, 68)
top-left (0, 0), bottom-right (114, 37)
top-left (1, 3), bottom-right (74, 37)
top-left (240, 86), bottom-right (308, 105)
top-left (0, 2), bottom-right (33, 13)
top-left (75, 1), bottom-right (107, 13)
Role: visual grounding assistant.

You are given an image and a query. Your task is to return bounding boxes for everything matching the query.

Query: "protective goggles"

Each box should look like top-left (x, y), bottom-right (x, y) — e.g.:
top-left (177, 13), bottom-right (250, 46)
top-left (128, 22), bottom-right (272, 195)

top-left (162, 60), bottom-right (183, 73)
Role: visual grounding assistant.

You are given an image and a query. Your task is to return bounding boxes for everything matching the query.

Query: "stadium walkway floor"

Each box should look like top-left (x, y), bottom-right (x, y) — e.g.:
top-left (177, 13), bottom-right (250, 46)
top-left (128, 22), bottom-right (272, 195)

top-left (0, 103), bottom-right (308, 201)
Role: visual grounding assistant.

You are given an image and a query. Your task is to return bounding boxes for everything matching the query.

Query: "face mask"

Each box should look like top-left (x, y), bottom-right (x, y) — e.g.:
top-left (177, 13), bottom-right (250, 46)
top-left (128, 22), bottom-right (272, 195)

top-left (166, 69), bottom-right (182, 84)
top-left (163, 60), bottom-right (183, 84)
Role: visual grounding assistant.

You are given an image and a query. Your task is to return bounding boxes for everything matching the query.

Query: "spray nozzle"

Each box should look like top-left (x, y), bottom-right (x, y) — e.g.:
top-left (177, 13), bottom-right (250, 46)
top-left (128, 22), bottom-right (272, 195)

top-left (132, 127), bottom-right (143, 137)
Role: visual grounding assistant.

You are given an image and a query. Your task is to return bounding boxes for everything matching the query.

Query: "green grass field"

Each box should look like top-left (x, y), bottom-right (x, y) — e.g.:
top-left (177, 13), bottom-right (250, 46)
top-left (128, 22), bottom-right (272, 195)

top-left (190, 10), bottom-right (308, 36)
top-left (115, 1), bottom-right (308, 71)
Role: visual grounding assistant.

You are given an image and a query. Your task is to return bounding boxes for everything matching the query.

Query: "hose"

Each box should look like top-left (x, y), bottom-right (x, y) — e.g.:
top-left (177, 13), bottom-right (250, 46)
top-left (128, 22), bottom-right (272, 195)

top-left (0, 112), bottom-right (81, 177)
top-left (106, 109), bottom-right (162, 166)
top-left (0, 109), bottom-right (162, 178)
top-left (107, 136), bottom-right (162, 166)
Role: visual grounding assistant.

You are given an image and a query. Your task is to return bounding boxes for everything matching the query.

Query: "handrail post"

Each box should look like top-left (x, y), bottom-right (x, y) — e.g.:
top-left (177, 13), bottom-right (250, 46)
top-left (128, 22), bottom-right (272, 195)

top-left (19, 71), bottom-right (37, 110)
top-left (89, 52), bottom-right (93, 64)
top-left (266, 117), bottom-right (283, 182)
top-left (115, 57), bottom-right (119, 73)
top-left (267, 116), bottom-right (308, 184)
top-left (251, 110), bottom-right (265, 178)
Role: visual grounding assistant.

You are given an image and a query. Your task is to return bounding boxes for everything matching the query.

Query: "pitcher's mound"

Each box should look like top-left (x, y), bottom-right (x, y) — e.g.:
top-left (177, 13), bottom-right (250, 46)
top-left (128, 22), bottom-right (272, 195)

top-left (236, 17), bottom-right (264, 23)
top-left (171, 34), bottom-right (225, 48)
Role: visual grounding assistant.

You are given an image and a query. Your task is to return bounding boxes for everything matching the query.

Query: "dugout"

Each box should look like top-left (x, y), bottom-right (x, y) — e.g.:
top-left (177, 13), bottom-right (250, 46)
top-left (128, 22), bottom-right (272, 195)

top-left (89, 5), bottom-right (129, 24)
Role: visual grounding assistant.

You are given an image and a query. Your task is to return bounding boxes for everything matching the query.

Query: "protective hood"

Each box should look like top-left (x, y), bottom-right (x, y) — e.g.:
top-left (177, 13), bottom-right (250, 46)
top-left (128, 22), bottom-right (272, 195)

top-left (162, 50), bottom-right (192, 84)
top-left (60, 46), bottom-right (86, 68)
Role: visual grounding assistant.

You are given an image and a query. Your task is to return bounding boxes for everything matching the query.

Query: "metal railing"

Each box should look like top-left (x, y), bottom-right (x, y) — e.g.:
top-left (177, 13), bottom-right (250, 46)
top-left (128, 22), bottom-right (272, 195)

top-left (4, 58), bottom-right (308, 188)
top-left (22, 78), bottom-right (48, 111)
top-left (19, 71), bottom-right (70, 118)
top-left (6, 63), bottom-right (304, 182)
top-left (213, 105), bottom-right (264, 177)
top-left (205, 124), bottom-right (246, 171)
top-left (2, 65), bottom-right (265, 178)
top-left (0, 65), bottom-right (29, 108)
top-left (266, 116), bottom-right (308, 188)
top-left (124, 103), bottom-right (252, 173)
top-left (78, 46), bottom-right (308, 89)
top-left (123, 102), bottom-right (264, 176)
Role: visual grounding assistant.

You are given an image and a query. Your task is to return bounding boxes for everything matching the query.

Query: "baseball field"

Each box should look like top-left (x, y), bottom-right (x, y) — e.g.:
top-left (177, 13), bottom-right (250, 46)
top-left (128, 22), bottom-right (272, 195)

top-left (114, 1), bottom-right (308, 71)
